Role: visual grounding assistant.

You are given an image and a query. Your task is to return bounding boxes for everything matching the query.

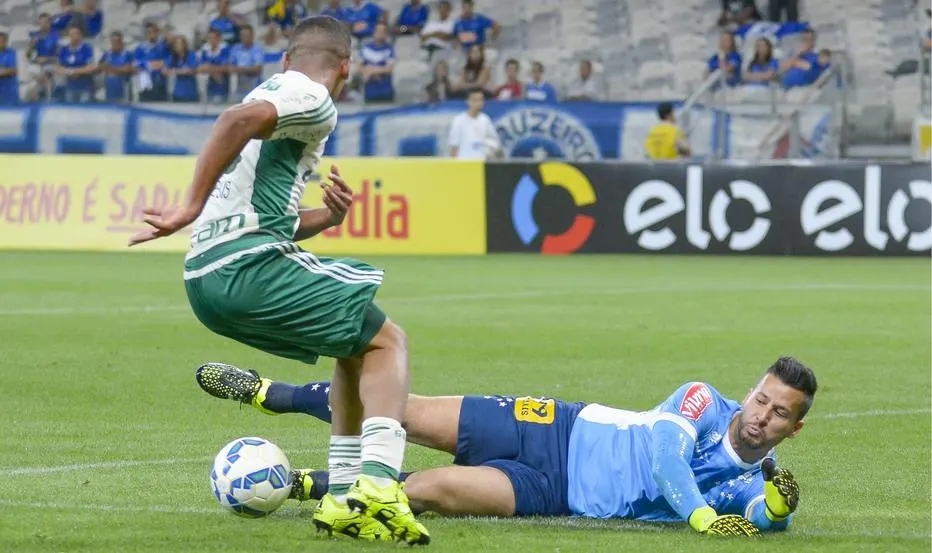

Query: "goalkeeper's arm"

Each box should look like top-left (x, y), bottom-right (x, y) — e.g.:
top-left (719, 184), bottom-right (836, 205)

top-left (651, 420), bottom-right (760, 536)
top-left (650, 419), bottom-right (709, 525)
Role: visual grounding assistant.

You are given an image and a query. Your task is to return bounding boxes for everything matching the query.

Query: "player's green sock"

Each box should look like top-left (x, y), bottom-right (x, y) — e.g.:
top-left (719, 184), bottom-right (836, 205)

top-left (360, 417), bottom-right (405, 487)
top-left (328, 436), bottom-right (361, 502)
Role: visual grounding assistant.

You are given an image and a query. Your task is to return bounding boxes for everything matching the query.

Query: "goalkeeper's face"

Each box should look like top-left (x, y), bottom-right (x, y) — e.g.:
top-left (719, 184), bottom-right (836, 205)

top-left (736, 374), bottom-right (807, 451)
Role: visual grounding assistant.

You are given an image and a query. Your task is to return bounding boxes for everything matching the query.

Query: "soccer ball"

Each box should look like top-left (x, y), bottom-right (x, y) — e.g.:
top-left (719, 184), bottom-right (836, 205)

top-left (209, 437), bottom-right (293, 518)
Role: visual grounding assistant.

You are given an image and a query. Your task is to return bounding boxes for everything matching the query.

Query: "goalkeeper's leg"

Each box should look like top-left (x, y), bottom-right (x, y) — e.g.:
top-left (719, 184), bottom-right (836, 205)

top-left (196, 363), bottom-right (461, 453)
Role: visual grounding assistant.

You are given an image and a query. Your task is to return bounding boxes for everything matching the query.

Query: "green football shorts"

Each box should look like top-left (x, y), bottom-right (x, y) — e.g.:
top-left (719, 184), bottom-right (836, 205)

top-left (183, 234), bottom-right (387, 365)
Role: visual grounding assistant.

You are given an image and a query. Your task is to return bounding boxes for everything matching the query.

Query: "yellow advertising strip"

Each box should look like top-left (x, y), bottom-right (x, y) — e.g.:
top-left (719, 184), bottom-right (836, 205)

top-left (0, 155), bottom-right (486, 255)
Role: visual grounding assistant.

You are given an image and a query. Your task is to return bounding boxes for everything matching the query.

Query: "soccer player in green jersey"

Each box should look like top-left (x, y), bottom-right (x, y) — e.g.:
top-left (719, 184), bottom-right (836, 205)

top-left (128, 15), bottom-right (428, 545)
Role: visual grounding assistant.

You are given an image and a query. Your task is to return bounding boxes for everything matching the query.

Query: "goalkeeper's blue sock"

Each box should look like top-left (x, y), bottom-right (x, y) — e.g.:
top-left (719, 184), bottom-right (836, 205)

top-left (261, 381), bottom-right (333, 422)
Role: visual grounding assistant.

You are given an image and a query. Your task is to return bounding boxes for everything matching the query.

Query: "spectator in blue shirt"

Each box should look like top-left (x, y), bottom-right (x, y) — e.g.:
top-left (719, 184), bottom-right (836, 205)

top-left (98, 31), bottom-right (135, 102)
top-left (346, 0), bottom-right (385, 40)
top-left (230, 24), bottom-right (265, 99)
top-left (211, 0), bottom-right (245, 44)
top-left (743, 37), bottom-right (779, 88)
top-left (200, 29), bottom-right (230, 103)
top-left (50, 0), bottom-right (81, 35)
top-left (780, 29), bottom-right (826, 88)
top-left (55, 26), bottom-right (96, 102)
top-left (453, 0), bottom-right (499, 49)
top-left (26, 14), bottom-right (59, 100)
top-left (167, 36), bottom-right (200, 103)
top-left (0, 32), bottom-right (19, 105)
top-left (319, 0), bottom-right (349, 23)
top-left (393, 0), bottom-right (429, 36)
top-left (28, 13), bottom-right (59, 65)
top-left (525, 61), bottom-right (557, 102)
top-left (82, 0), bottom-right (103, 38)
top-left (705, 31), bottom-right (742, 87)
top-left (135, 22), bottom-right (170, 102)
top-left (360, 22), bottom-right (395, 103)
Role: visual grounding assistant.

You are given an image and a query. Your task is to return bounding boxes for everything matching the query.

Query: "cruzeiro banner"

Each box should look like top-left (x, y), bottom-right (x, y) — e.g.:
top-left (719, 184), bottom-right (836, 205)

top-left (0, 101), bottom-right (834, 161)
top-left (485, 161), bottom-right (932, 256)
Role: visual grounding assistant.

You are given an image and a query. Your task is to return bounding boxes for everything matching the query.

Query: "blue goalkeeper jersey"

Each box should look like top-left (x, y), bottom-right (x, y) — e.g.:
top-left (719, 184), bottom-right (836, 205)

top-left (567, 382), bottom-right (772, 521)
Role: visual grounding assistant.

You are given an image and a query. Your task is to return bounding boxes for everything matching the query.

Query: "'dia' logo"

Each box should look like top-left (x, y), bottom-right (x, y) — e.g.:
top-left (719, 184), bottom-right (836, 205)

top-left (495, 107), bottom-right (601, 161)
top-left (511, 162), bottom-right (596, 254)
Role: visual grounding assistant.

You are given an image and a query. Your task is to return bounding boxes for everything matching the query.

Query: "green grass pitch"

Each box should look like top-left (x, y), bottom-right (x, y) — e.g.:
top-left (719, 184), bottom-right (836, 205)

top-left (0, 252), bottom-right (929, 552)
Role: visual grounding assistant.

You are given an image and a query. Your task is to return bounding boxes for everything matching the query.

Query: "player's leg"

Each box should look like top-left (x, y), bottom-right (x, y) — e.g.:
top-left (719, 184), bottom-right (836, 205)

top-left (196, 362), bottom-right (463, 454)
top-left (403, 466), bottom-right (515, 517)
top-left (343, 316), bottom-right (430, 544)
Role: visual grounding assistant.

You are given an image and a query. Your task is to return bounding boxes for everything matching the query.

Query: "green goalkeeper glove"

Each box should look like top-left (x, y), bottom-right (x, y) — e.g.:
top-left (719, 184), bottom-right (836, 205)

top-left (761, 457), bottom-right (799, 522)
top-left (689, 506), bottom-right (762, 537)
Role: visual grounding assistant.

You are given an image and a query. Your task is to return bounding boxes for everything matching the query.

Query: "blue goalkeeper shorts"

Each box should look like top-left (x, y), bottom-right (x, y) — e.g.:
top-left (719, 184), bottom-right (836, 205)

top-left (454, 395), bottom-right (586, 516)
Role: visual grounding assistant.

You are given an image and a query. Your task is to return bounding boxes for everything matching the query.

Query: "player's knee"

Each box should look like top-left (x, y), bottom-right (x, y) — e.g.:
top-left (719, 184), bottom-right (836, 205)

top-left (403, 471), bottom-right (452, 513)
top-left (373, 319), bottom-right (407, 354)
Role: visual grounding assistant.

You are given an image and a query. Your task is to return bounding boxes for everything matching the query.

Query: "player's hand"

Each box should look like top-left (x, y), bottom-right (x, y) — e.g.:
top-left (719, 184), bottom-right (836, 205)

top-left (321, 164), bottom-right (352, 226)
top-left (689, 506), bottom-right (761, 537)
top-left (128, 205), bottom-right (199, 246)
top-left (761, 458), bottom-right (799, 522)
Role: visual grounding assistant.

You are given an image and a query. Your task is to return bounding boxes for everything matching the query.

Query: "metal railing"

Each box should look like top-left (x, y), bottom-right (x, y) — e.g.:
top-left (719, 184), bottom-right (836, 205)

top-left (755, 62), bottom-right (844, 160)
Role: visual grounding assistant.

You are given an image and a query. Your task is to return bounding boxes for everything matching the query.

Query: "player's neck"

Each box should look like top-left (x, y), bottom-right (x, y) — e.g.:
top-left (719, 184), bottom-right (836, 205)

top-left (288, 63), bottom-right (342, 98)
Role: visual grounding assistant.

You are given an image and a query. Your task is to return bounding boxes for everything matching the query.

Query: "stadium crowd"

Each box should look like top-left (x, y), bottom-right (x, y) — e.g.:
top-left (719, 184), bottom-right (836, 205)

top-left (0, 0), bottom-right (897, 106)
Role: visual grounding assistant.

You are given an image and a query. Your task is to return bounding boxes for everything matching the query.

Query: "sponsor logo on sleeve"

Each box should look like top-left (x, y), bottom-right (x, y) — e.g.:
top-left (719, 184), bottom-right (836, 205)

top-left (679, 383), bottom-right (714, 421)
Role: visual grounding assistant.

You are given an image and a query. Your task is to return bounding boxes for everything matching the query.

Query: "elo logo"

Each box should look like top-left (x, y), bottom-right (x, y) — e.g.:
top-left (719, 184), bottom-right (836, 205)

top-left (511, 162), bottom-right (596, 254)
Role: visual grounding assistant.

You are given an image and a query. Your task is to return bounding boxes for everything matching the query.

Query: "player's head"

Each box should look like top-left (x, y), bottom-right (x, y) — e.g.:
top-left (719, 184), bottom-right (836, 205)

top-left (736, 357), bottom-right (818, 451)
top-left (462, 0), bottom-right (474, 17)
top-left (0, 32), bottom-right (7, 51)
top-left (283, 15), bottom-right (353, 92)
top-left (466, 87), bottom-right (485, 115)
top-left (657, 102), bottom-right (675, 122)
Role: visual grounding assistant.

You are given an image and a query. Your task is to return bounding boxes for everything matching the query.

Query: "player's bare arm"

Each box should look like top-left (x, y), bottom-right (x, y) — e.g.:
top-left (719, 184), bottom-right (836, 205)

top-left (128, 101), bottom-right (278, 246)
top-left (294, 165), bottom-right (354, 241)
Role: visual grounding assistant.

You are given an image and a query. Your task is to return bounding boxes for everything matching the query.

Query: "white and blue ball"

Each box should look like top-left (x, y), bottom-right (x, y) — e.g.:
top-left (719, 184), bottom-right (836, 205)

top-left (209, 437), bottom-right (293, 518)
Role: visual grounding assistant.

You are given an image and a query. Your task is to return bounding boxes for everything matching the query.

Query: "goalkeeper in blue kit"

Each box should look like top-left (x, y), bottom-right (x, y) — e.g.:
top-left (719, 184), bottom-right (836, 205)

top-left (197, 357), bottom-right (813, 536)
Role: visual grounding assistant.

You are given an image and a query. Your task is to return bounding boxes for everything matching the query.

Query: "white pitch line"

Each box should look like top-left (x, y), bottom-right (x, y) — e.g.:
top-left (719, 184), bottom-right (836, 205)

top-left (816, 408), bottom-right (931, 420)
top-left (6, 457), bottom-right (206, 476)
top-left (4, 408), bottom-right (927, 478)
top-left (0, 283), bottom-right (927, 316)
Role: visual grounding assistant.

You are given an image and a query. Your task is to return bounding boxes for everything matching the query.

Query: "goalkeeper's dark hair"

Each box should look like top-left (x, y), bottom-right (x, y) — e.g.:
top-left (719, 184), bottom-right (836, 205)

top-left (287, 15), bottom-right (352, 69)
top-left (766, 357), bottom-right (818, 419)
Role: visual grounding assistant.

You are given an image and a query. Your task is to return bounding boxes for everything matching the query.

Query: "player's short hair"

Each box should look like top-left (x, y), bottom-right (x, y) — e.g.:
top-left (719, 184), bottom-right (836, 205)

top-left (467, 87), bottom-right (485, 98)
top-left (505, 58), bottom-right (519, 69)
top-left (111, 30), bottom-right (123, 39)
top-left (657, 102), bottom-right (674, 120)
top-left (145, 21), bottom-right (159, 30)
top-left (0, 31), bottom-right (7, 40)
top-left (287, 15), bottom-right (352, 68)
top-left (240, 23), bottom-right (254, 33)
top-left (39, 12), bottom-right (51, 19)
top-left (766, 357), bottom-right (818, 419)
top-left (207, 28), bottom-right (221, 35)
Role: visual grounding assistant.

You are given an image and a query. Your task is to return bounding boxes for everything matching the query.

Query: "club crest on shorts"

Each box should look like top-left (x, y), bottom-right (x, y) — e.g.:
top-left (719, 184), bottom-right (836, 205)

top-left (679, 383), bottom-right (713, 421)
top-left (494, 107), bottom-right (601, 161)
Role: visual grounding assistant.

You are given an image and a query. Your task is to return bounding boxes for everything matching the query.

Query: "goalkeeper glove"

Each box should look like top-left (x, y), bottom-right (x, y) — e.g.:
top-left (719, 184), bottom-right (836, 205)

top-left (689, 506), bottom-right (762, 537)
top-left (761, 457), bottom-right (799, 522)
